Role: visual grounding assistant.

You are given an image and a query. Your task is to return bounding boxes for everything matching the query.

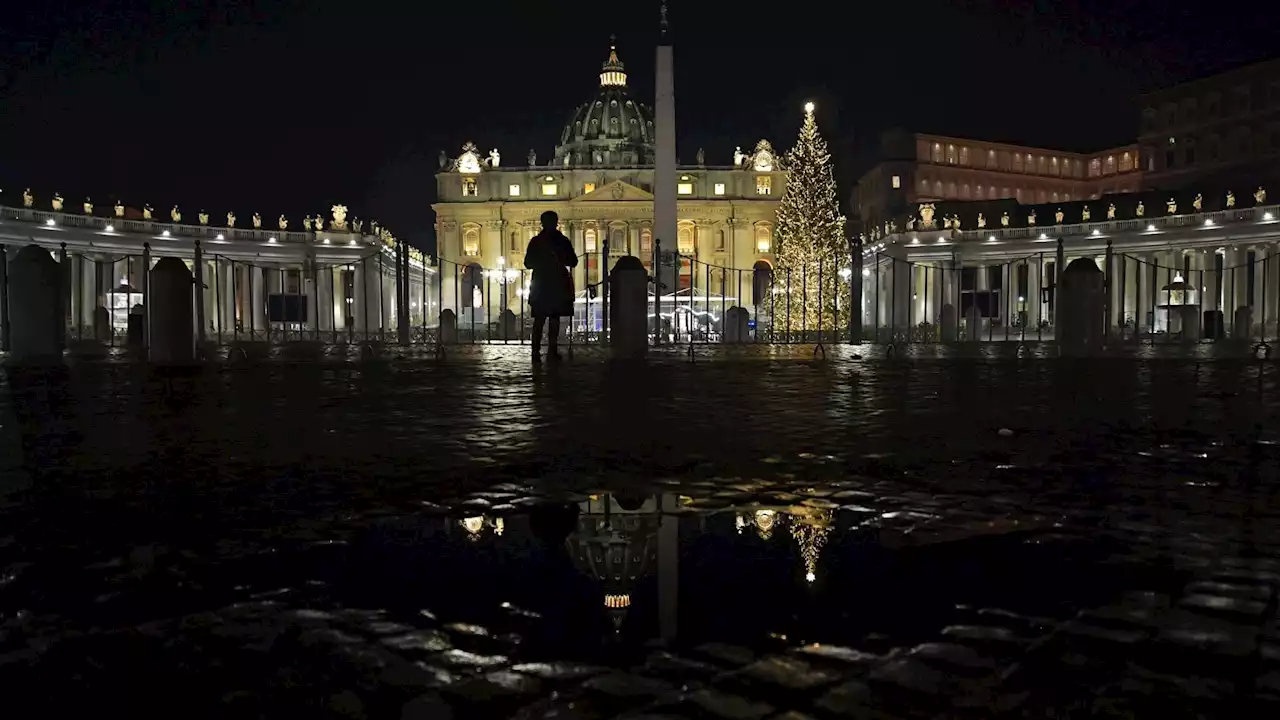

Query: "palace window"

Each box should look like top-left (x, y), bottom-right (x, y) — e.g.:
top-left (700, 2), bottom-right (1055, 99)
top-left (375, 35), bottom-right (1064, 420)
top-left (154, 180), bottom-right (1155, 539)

top-left (583, 182), bottom-right (596, 194)
top-left (677, 182), bottom-right (694, 195)
top-left (1051, 192), bottom-right (1059, 203)
top-left (1051, 157), bottom-right (1060, 176)
top-left (932, 143), bottom-right (942, 162)
top-left (891, 174), bottom-right (901, 189)
top-left (713, 183), bottom-right (725, 195)
top-left (1089, 158), bottom-right (1101, 177)
top-left (584, 227), bottom-right (598, 252)
top-left (640, 228), bottom-right (652, 255)
top-left (677, 225), bottom-right (695, 254)
top-left (976, 185), bottom-right (985, 199)
top-left (462, 225), bottom-right (480, 256)
top-left (1120, 152), bottom-right (1133, 172)
top-left (610, 227), bottom-right (626, 253)
top-left (946, 182), bottom-right (956, 197)
top-left (934, 181), bottom-right (943, 197)
top-left (755, 224), bottom-right (771, 253)
top-left (285, 269), bottom-right (301, 294)
top-left (541, 183), bottom-right (558, 196)
top-left (462, 178), bottom-right (478, 197)
top-left (755, 176), bottom-right (771, 195)
top-left (987, 149), bottom-right (996, 168)
top-left (508, 184), bottom-right (521, 197)
top-left (920, 178), bottom-right (929, 193)
top-left (959, 146), bottom-right (970, 165)
top-left (1105, 155), bottom-right (1116, 174)
top-left (946, 145), bottom-right (957, 164)
top-left (961, 184), bottom-right (971, 199)
top-left (1013, 154), bottom-right (1023, 172)
top-left (1036, 156), bottom-right (1047, 174)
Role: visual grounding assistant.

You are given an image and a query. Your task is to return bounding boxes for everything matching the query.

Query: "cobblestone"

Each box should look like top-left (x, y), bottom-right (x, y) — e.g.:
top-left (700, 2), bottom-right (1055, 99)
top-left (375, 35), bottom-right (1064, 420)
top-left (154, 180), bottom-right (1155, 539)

top-left (1, 352), bottom-right (1279, 714)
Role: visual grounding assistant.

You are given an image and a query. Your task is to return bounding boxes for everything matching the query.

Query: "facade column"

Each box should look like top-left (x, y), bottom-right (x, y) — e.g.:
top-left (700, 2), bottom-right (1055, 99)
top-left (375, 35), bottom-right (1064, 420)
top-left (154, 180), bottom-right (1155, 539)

top-left (251, 265), bottom-right (267, 334)
top-left (1025, 257), bottom-right (1041, 327)
top-left (890, 250), bottom-right (911, 330)
top-left (315, 263), bottom-right (333, 333)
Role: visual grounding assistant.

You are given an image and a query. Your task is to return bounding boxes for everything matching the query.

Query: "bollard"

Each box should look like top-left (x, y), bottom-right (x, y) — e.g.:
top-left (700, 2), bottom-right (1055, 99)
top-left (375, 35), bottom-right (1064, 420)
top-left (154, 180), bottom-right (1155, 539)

top-left (940, 304), bottom-right (957, 342)
top-left (722, 306), bottom-right (749, 343)
top-left (8, 244), bottom-right (63, 363)
top-left (148, 256), bottom-right (195, 364)
top-left (438, 309), bottom-right (458, 344)
top-left (1057, 258), bottom-right (1106, 356)
top-left (964, 306), bottom-right (982, 342)
top-left (609, 256), bottom-right (648, 359)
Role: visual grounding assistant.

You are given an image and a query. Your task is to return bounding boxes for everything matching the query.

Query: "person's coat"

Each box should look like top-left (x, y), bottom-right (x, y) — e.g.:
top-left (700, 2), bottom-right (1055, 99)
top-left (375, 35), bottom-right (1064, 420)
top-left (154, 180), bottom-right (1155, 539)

top-left (524, 228), bottom-right (578, 317)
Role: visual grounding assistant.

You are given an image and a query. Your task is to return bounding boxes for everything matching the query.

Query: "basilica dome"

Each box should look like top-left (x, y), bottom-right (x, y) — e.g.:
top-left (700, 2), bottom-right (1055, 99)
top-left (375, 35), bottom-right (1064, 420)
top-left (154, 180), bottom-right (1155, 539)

top-left (554, 43), bottom-right (655, 168)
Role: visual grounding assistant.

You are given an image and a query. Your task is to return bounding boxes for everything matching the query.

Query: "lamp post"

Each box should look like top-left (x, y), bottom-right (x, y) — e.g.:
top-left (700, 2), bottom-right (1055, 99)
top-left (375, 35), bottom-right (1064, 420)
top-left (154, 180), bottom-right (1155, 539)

top-left (484, 256), bottom-right (520, 312)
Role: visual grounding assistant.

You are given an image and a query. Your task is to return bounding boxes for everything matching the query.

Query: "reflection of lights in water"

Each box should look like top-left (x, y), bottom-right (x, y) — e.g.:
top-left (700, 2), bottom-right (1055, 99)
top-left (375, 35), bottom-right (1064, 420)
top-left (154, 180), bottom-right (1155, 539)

top-left (735, 509), bottom-right (780, 540)
top-left (461, 516), bottom-right (484, 540)
top-left (790, 509), bottom-right (834, 583)
top-left (494, 518), bottom-right (504, 536)
top-left (604, 594), bottom-right (630, 609)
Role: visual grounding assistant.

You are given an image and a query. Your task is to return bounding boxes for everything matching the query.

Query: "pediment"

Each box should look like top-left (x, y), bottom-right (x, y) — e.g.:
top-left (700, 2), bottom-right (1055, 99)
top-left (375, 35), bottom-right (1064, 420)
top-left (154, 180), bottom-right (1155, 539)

top-left (571, 180), bottom-right (654, 203)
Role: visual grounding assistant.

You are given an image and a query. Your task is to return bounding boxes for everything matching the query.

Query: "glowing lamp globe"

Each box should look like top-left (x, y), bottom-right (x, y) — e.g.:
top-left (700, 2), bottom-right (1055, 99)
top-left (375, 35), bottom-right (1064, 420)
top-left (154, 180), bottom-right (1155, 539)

top-left (804, 102), bottom-right (815, 114)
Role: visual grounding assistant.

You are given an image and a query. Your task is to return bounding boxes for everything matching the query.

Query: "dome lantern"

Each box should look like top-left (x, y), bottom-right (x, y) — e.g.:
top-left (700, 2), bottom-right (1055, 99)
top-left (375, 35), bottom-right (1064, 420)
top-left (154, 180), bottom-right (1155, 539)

top-left (600, 35), bottom-right (627, 87)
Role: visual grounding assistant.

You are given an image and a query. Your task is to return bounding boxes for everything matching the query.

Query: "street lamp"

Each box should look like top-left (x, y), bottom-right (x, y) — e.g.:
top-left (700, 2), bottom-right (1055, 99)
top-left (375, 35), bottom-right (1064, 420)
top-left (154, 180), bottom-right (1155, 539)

top-left (483, 256), bottom-right (521, 311)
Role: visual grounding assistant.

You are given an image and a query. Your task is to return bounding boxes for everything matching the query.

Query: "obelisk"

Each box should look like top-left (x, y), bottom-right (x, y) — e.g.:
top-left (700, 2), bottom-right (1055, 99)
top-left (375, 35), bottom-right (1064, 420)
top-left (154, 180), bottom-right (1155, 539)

top-left (654, 2), bottom-right (677, 273)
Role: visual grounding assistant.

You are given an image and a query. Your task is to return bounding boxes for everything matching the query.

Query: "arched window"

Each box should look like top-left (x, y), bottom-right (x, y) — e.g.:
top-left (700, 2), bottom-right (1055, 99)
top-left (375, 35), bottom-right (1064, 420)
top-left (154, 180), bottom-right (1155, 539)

top-left (752, 260), bottom-right (773, 305)
top-left (754, 223), bottom-right (771, 253)
top-left (946, 144), bottom-right (957, 164)
top-left (1013, 154), bottom-right (1023, 172)
top-left (961, 184), bottom-right (971, 199)
top-left (931, 143), bottom-right (942, 162)
top-left (609, 226), bottom-right (626, 254)
top-left (1120, 152), bottom-right (1133, 172)
top-left (584, 227), bottom-right (598, 252)
top-left (920, 178), bottom-right (930, 193)
top-left (1105, 155), bottom-right (1116, 174)
top-left (461, 224), bottom-right (480, 257)
top-left (959, 146), bottom-right (970, 165)
top-left (677, 224), bottom-right (695, 254)
top-left (640, 228), bottom-right (652, 256)
top-left (934, 181), bottom-right (943, 197)
top-left (946, 182), bottom-right (956, 197)
top-left (976, 185), bottom-right (985, 199)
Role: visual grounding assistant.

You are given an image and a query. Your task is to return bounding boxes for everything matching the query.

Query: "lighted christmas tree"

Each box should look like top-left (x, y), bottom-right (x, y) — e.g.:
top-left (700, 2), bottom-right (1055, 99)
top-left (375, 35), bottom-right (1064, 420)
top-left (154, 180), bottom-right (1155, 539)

top-left (771, 102), bottom-right (848, 338)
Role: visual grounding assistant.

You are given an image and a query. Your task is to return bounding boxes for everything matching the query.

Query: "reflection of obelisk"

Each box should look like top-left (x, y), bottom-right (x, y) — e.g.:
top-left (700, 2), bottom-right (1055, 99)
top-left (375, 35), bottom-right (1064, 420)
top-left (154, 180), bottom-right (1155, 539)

top-left (654, 2), bottom-right (677, 280)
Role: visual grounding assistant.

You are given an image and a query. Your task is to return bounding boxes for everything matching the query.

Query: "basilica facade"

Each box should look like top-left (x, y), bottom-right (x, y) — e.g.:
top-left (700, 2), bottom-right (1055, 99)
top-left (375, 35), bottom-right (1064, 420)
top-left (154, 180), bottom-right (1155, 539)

top-left (431, 44), bottom-right (784, 317)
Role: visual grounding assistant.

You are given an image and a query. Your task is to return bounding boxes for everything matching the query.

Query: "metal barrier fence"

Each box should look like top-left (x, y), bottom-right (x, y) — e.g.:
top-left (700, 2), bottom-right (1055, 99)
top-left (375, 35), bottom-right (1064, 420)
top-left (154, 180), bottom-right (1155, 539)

top-left (5, 239), bottom-right (1277, 354)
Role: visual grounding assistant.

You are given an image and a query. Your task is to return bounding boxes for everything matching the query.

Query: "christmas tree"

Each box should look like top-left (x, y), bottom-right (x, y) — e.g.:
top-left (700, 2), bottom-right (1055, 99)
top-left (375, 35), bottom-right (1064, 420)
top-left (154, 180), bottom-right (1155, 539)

top-left (771, 102), bottom-right (848, 338)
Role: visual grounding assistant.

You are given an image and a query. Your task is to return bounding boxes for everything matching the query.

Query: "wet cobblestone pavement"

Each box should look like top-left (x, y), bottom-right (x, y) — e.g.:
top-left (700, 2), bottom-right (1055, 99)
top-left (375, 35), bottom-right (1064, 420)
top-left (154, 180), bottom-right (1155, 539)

top-left (2, 347), bottom-right (1279, 717)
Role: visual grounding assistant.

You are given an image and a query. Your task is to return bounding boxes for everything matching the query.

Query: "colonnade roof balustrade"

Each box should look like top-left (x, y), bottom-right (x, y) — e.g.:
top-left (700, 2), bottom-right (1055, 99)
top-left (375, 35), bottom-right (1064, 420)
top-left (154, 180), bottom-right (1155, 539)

top-left (0, 203), bottom-right (434, 273)
top-left (874, 202), bottom-right (1280, 261)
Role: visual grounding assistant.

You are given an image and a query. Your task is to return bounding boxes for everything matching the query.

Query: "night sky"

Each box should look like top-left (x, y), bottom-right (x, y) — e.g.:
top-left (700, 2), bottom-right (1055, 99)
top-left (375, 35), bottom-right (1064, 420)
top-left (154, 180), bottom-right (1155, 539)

top-left (2, 0), bottom-right (1276, 253)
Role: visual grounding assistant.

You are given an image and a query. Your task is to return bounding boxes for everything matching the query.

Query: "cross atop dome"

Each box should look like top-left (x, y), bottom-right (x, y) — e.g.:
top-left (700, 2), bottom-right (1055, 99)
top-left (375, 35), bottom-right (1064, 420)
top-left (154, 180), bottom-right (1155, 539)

top-left (600, 36), bottom-right (626, 87)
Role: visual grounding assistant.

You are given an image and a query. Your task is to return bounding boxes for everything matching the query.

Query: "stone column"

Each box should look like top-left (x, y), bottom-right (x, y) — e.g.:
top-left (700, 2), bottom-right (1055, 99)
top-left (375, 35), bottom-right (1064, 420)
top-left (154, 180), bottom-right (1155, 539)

top-left (382, 263), bottom-right (396, 330)
top-left (251, 265), bottom-right (267, 334)
top-left (316, 263), bottom-right (334, 333)
top-left (890, 250), bottom-right (911, 331)
top-left (220, 260), bottom-right (235, 337)
top-left (1025, 256), bottom-right (1042, 327)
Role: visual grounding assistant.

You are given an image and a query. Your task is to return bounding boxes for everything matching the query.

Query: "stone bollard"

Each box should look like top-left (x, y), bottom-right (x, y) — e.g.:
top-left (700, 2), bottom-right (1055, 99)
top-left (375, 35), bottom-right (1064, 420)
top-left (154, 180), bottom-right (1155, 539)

top-left (965, 306), bottom-right (982, 342)
top-left (498, 308), bottom-right (517, 342)
top-left (1056, 258), bottom-right (1105, 356)
top-left (127, 304), bottom-right (145, 346)
top-left (8, 244), bottom-right (63, 363)
top-left (1233, 306), bottom-right (1253, 340)
top-left (722, 306), bottom-right (750, 343)
top-left (940, 304), bottom-right (957, 342)
top-left (94, 306), bottom-right (111, 342)
top-left (609, 256), bottom-right (648, 359)
top-left (438, 309), bottom-right (458, 344)
top-left (1177, 305), bottom-right (1201, 341)
top-left (148, 256), bottom-right (195, 364)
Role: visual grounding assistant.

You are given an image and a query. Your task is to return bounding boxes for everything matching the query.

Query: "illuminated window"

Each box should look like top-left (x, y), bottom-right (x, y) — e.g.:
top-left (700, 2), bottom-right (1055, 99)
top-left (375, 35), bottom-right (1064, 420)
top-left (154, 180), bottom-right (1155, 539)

top-left (713, 183), bottom-right (725, 195)
top-left (947, 145), bottom-right (957, 164)
top-left (677, 183), bottom-right (693, 195)
top-left (932, 143), bottom-right (942, 162)
top-left (583, 182), bottom-right (596, 194)
top-left (1013, 154), bottom-right (1023, 172)
top-left (1120, 152), bottom-right (1133, 172)
top-left (961, 184), bottom-right (971, 199)
top-left (959, 147), bottom-right (970, 165)
top-left (1089, 158), bottom-right (1101, 177)
top-left (640, 228), bottom-right (652, 254)
top-left (677, 225), bottom-right (694, 253)
top-left (584, 227), bottom-right (597, 252)
top-left (987, 149), bottom-right (996, 167)
top-left (508, 184), bottom-right (521, 196)
top-left (541, 183), bottom-right (558, 196)
top-left (754, 224), bottom-right (771, 253)
top-left (462, 225), bottom-right (480, 256)
top-left (462, 178), bottom-right (478, 197)
top-left (976, 185), bottom-right (985, 199)
top-left (891, 175), bottom-right (901, 189)
top-left (755, 176), bottom-right (771, 195)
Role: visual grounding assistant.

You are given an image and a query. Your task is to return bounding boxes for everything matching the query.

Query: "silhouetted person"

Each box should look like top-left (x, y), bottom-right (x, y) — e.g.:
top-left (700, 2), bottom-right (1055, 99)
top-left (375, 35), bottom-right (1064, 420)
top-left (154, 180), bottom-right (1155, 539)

top-left (524, 210), bottom-right (578, 361)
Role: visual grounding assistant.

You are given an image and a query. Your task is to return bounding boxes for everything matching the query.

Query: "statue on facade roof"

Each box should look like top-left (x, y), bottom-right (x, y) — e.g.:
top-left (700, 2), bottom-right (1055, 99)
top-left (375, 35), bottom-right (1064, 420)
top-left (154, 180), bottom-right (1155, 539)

top-left (1054, 208), bottom-right (1064, 224)
top-left (1226, 190), bottom-right (1236, 208)
top-left (227, 211), bottom-right (236, 227)
top-left (353, 218), bottom-right (363, 233)
top-left (314, 215), bottom-right (324, 231)
top-left (1193, 193), bottom-right (1203, 211)
top-left (1107, 203), bottom-right (1116, 219)
top-left (918, 203), bottom-right (935, 229)
top-left (115, 200), bottom-right (125, 217)
top-left (1001, 212), bottom-right (1010, 227)
top-left (1256, 186), bottom-right (1267, 204)
top-left (199, 210), bottom-right (209, 225)
top-left (1028, 210), bottom-right (1037, 226)
top-left (143, 204), bottom-right (153, 220)
top-left (52, 193), bottom-right (64, 211)
top-left (171, 205), bottom-right (182, 223)
top-left (1136, 201), bottom-right (1145, 217)
top-left (303, 215), bottom-right (312, 230)
top-left (977, 212), bottom-right (986, 229)
top-left (1166, 198), bottom-right (1177, 214)
top-left (331, 204), bottom-right (349, 230)
top-left (83, 198), bottom-right (93, 215)
top-left (1082, 205), bottom-right (1091, 222)
top-left (696, 147), bottom-right (705, 165)
top-left (489, 149), bottom-right (500, 168)
top-left (733, 146), bottom-right (745, 168)
top-left (22, 188), bottom-right (33, 208)
top-left (751, 140), bottom-right (775, 172)
top-left (528, 148), bottom-right (536, 167)
top-left (278, 215), bottom-right (288, 230)
top-left (252, 212), bottom-right (262, 229)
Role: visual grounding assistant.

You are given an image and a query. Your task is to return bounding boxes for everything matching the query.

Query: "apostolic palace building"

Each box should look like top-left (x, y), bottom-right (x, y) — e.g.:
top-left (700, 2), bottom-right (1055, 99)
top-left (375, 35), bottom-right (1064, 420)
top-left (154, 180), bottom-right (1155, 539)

top-left (430, 43), bottom-right (784, 325)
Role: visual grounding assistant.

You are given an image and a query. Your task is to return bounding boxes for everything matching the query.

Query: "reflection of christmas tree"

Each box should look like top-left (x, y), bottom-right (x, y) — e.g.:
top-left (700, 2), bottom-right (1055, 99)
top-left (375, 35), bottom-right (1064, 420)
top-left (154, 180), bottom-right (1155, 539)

top-left (789, 508), bottom-right (833, 583)
top-left (772, 103), bottom-right (848, 337)
top-left (458, 515), bottom-right (504, 541)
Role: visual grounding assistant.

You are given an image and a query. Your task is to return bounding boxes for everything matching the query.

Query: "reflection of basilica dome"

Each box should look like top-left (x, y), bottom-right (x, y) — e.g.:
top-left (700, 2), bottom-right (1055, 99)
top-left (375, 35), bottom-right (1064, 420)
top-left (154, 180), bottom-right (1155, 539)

top-left (554, 42), bottom-right (655, 168)
top-left (568, 494), bottom-right (661, 629)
